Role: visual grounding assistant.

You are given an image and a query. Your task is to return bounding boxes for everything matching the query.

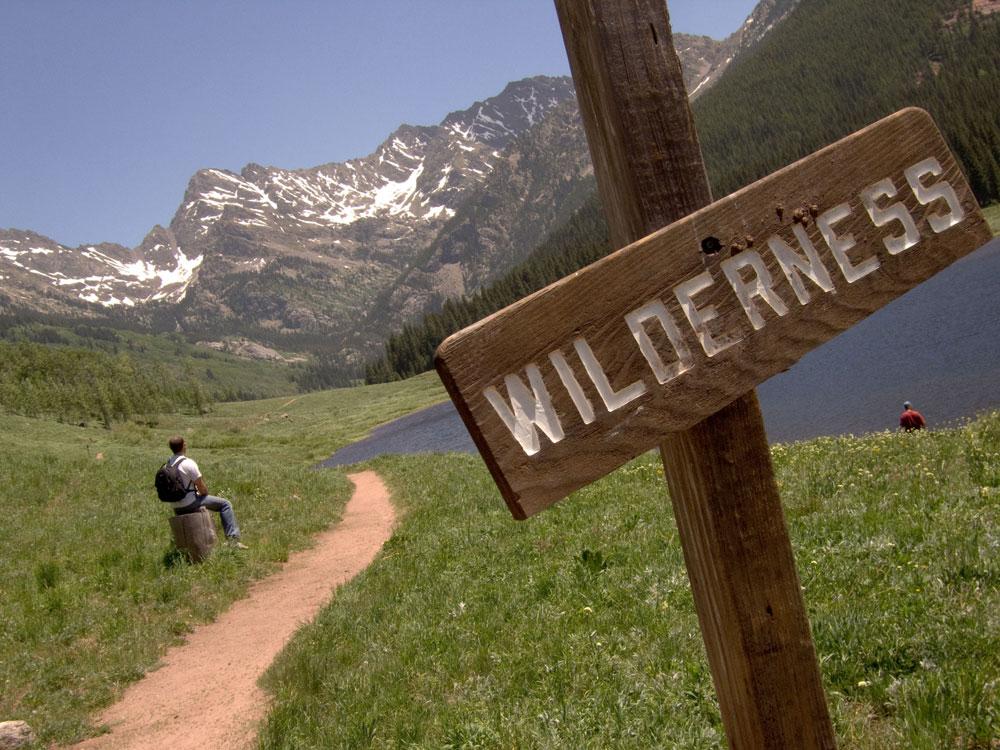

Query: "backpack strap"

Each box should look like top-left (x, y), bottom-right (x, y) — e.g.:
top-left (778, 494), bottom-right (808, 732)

top-left (169, 455), bottom-right (194, 494)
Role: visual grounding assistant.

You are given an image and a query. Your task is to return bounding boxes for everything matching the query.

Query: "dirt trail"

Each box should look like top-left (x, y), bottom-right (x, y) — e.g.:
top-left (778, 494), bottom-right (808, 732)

top-left (72, 471), bottom-right (394, 750)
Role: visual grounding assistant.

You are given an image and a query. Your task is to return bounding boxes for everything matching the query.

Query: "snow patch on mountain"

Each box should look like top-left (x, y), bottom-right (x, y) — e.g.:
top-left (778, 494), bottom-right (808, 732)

top-left (682, 0), bottom-right (801, 98)
top-left (1, 14), bottom-right (801, 316)
top-left (170, 78), bottom-right (575, 245)
top-left (0, 231), bottom-right (202, 307)
top-left (1, 77), bottom-right (577, 311)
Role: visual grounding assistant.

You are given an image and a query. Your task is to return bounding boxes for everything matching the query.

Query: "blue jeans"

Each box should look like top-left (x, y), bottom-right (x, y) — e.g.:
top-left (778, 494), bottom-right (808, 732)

top-left (178, 494), bottom-right (241, 539)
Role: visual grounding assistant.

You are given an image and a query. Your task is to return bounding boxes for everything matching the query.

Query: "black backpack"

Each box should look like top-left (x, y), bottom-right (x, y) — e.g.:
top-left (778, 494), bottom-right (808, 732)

top-left (155, 457), bottom-right (191, 502)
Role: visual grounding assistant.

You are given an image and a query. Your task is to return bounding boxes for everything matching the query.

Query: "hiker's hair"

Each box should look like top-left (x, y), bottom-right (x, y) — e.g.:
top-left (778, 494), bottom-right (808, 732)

top-left (168, 436), bottom-right (185, 454)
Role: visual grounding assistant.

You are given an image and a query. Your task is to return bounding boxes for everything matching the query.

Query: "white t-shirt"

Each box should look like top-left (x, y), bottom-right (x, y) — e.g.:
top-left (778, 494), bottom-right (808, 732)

top-left (168, 455), bottom-right (202, 510)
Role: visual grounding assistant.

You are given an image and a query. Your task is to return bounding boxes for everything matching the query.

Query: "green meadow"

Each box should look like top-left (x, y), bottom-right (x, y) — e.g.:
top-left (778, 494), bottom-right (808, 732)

top-left (259, 419), bottom-right (999, 749)
top-left (0, 372), bottom-right (444, 745)
top-left (1, 372), bottom-right (997, 748)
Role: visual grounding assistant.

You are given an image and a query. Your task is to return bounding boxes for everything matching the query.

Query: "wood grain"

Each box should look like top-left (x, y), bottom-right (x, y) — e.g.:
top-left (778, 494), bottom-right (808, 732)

top-left (550, 2), bottom-right (840, 746)
top-left (169, 509), bottom-right (216, 563)
top-left (435, 107), bottom-right (989, 518)
top-left (660, 393), bottom-right (836, 748)
top-left (437, 8), bottom-right (987, 744)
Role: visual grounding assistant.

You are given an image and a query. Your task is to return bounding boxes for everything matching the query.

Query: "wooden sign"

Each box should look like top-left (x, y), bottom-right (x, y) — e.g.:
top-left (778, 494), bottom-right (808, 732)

top-left (436, 108), bottom-right (990, 519)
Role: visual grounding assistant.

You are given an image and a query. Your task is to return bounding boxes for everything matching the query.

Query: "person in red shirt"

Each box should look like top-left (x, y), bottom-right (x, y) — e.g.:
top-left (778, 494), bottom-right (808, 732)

top-left (899, 401), bottom-right (926, 431)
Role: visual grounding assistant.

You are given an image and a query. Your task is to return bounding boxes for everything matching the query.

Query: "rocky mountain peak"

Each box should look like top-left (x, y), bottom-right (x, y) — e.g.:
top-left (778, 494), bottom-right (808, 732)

top-left (1, 1), bottom-right (801, 360)
top-left (683, 0), bottom-right (801, 96)
top-left (0, 224), bottom-right (198, 312)
top-left (442, 76), bottom-right (577, 147)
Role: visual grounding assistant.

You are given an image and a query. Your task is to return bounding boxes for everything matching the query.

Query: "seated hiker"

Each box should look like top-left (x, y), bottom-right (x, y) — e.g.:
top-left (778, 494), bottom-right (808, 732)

top-left (162, 435), bottom-right (248, 549)
top-left (899, 401), bottom-right (926, 432)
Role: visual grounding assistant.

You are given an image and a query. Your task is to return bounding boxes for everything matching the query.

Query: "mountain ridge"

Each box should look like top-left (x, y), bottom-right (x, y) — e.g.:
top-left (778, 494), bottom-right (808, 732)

top-left (1, 3), bottom-right (801, 372)
top-left (362, 0), bottom-right (999, 383)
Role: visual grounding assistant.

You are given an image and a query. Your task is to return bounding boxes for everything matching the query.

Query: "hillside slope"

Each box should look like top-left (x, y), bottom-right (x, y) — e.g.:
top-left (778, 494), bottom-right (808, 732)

top-left (262, 415), bottom-right (1000, 747)
top-left (366, 0), bottom-right (1000, 382)
top-left (697, 0), bottom-right (1000, 202)
top-left (1, 3), bottom-right (799, 377)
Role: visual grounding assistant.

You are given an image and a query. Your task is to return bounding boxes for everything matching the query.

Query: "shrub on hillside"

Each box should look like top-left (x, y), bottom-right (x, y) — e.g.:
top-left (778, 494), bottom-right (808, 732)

top-left (0, 341), bottom-right (209, 426)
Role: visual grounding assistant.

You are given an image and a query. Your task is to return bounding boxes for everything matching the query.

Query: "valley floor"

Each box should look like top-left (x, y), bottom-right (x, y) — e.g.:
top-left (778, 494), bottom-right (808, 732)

top-left (70, 472), bottom-right (394, 750)
top-left (2, 370), bottom-right (997, 748)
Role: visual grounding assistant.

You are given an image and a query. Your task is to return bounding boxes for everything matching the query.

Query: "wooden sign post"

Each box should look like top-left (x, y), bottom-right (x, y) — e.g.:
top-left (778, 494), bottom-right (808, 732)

top-left (435, 1), bottom-right (991, 747)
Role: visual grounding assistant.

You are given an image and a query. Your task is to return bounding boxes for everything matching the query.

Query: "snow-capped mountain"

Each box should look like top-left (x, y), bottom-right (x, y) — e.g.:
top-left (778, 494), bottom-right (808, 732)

top-left (176, 75), bottom-right (572, 243)
top-left (1, 3), bottom-right (799, 362)
top-left (179, 75), bottom-right (575, 244)
top-left (0, 228), bottom-right (199, 311)
top-left (1, 76), bottom-right (575, 320)
top-left (158, 76), bottom-right (581, 357)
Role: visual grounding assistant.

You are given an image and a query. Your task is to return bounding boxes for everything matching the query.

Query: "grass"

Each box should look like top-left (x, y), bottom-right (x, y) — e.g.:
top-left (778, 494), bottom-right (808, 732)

top-left (984, 202), bottom-right (1000, 236)
top-left (259, 415), bottom-right (1000, 749)
top-left (111, 328), bottom-right (304, 400)
top-left (0, 321), bottom-right (304, 402)
top-left (0, 372), bottom-right (446, 745)
top-left (2, 371), bottom-right (997, 748)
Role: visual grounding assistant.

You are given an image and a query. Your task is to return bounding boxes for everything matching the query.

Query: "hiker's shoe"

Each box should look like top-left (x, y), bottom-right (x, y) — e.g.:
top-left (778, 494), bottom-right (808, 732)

top-left (227, 538), bottom-right (249, 550)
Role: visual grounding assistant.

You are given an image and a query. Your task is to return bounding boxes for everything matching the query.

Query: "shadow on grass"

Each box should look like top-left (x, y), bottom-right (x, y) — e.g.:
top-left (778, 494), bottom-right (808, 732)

top-left (162, 547), bottom-right (189, 569)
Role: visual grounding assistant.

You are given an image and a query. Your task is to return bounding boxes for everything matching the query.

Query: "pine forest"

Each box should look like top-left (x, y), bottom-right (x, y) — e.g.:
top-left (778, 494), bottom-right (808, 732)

top-left (363, 0), bottom-right (1000, 383)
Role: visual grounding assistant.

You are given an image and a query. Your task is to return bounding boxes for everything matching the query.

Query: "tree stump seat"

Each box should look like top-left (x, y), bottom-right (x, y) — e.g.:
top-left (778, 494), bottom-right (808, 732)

top-left (169, 507), bottom-right (217, 563)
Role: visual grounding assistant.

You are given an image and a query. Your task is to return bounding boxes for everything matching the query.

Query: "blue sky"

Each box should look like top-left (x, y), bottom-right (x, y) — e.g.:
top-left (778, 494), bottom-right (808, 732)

top-left (1, 1), bottom-right (758, 249)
